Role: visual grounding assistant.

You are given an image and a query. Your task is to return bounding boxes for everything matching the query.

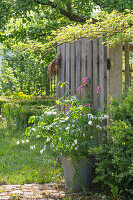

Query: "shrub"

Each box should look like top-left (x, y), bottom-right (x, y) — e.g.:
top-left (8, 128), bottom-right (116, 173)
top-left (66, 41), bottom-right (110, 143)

top-left (95, 88), bottom-right (133, 200)
top-left (1, 93), bottom-right (55, 130)
top-left (2, 102), bottom-right (44, 129)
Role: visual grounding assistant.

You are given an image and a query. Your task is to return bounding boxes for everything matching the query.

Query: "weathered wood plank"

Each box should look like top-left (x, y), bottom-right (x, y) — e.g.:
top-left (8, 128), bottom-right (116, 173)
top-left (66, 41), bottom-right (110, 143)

top-left (71, 42), bottom-right (76, 95)
top-left (99, 38), bottom-right (105, 111)
top-left (87, 39), bottom-right (93, 103)
top-left (56, 45), bottom-right (61, 109)
top-left (81, 38), bottom-right (86, 98)
top-left (66, 43), bottom-right (70, 94)
top-left (104, 46), bottom-right (107, 107)
top-left (109, 44), bottom-right (122, 100)
top-left (93, 38), bottom-right (99, 110)
top-left (61, 44), bottom-right (66, 98)
top-left (76, 39), bottom-right (81, 96)
top-left (125, 40), bottom-right (130, 92)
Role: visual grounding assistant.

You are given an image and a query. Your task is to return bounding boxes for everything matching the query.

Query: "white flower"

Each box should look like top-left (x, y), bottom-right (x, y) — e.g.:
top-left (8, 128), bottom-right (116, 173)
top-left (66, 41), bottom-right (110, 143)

top-left (44, 111), bottom-right (57, 116)
top-left (75, 147), bottom-right (78, 150)
top-left (26, 139), bottom-right (29, 143)
top-left (51, 143), bottom-right (54, 147)
top-left (74, 139), bottom-right (78, 144)
top-left (72, 143), bottom-right (75, 147)
top-left (90, 136), bottom-right (93, 139)
top-left (59, 137), bottom-right (61, 142)
top-left (98, 114), bottom-right (109, 121)
top-left (36, 135), bottom-right (40, 138)
top-left (65, 117), bottom-right (69, 121)
top-left (16, 141), bottom-right (20, 145)
top-left (22, 140), bottom-right (25, 143)
top-left (40, 146), bottom-right (46, 154)
top-left (32, 128), bottom-right (36, 131)
top-left (46, 137), bottom-right (51, 142)
top-left (72, 124), bottom-right (75, 128)
top-left (96, 125), bottom-right (102, 130)
top-left (66, 127), bottom-right (70, 131)
top-left (88, 121), bottom-right (92, 125)
top-left (103, 114), bottom-right (109, 119)
top-left (88, 114), bottom-right (94, 119)
top-left (30, 145), bottom-right (35, 150)
top-left (83, 134), bottom-right (85, 137)
top-left (40, 149), bottom-right (44, 154)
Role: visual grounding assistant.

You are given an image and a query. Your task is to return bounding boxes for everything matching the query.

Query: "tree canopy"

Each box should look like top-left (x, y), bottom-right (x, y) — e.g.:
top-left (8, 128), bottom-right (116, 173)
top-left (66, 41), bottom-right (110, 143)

top-left (0, 0), bottom-right (133, 42)
top-left (0, 0), bottom-right (132, 96)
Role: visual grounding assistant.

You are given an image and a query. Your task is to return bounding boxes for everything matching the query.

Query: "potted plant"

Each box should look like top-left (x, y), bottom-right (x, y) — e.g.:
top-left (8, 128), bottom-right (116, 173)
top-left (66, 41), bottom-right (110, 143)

top-left (25, 78), bottom-right (108, 192)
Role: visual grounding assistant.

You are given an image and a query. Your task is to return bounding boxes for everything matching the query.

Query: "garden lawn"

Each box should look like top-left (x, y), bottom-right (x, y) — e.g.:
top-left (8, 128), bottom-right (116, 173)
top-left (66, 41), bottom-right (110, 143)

top-left (0, 121), bottom-right (63, 185)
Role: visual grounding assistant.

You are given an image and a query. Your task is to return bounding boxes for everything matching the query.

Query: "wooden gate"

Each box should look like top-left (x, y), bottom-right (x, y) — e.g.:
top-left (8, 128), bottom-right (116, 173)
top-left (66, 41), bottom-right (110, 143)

top-left (57, 38), bottom-right (107, 111)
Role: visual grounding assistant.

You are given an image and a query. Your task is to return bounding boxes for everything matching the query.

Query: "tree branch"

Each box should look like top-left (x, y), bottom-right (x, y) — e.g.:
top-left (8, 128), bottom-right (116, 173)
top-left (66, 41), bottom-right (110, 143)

top-left (35, 0), bottom-right (97, 23)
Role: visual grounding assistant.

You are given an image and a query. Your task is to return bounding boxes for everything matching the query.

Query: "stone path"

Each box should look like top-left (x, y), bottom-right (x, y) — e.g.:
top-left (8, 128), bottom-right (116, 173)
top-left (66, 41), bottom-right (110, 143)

top-left (0, 183), bottom-right (66, 200)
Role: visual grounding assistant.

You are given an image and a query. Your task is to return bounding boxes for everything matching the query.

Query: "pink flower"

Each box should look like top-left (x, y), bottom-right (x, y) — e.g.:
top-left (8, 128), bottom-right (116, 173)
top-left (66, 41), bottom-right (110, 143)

top-left (77, 87), bottom-right (82, 93)
top-left (97, 86), bottom-right (100, 95)
top-left (82, 77), bottom-right (88, 85)
top-left (66, 103), bottom-right (70, 111)
top-left (87, 104), bottom-right (91, 107)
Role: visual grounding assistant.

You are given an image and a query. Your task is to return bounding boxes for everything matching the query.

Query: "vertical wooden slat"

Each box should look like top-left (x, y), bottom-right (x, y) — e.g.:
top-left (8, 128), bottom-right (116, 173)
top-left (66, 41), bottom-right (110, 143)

top-left (125, 40), bottom-right (130, 92)
top-left (51, 77), bottom-right (52, 94)
top-left (93, 38), bottom-right (98, 111)
top-left (76, 39), bottom-right (81, 96)
top-left (87, 39), bottom-right (93, 102)
top-left (104, 46), bottom-right (107, 106)
top-left (109, 44), bottom-right (122, 100)
top-left (99, 38), bottom-right (105, 111)
top-left (61, 44), bottom-right (66, 98)
top-left (81, 38), bottom-right (86, 98)
top-left (71, 42), bottom-right (76, 95)
top-left (66, 43), bottom-right (70, 94)
top-left (56, 46), bottom-right (61, 109)
top-left (54, 76), bottom-right (56, 95)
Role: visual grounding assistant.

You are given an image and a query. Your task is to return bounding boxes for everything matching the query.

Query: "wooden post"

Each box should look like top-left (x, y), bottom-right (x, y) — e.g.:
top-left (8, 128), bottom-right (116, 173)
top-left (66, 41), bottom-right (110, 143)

top-left (56, 46), bottom-right (61, 109)
top-left (125, 40), bottom-right (130, 92)
top-left (71, 42), bottom-right (76, 95)
top-left (66, 43), bottom-right (70, 95)
top-left (109, 44), bottom-right (122, 100)
top-left (81, 38), bottom-right (86, 98)
top-left (99, 38), bottom-right (105, 111)
top-left (93, 38), bottom-right (99, 111)
top-left (61, 44), bottom-right (66, 98)
top-left (76, 39), bottom-right (81, 97)
top-left (87, 39), bottom-right (93, 101)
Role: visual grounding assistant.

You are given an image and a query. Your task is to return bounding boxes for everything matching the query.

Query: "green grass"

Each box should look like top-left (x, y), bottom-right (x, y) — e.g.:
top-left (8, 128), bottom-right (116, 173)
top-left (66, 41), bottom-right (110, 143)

top-left (0, 121), bottom-right (63, 185)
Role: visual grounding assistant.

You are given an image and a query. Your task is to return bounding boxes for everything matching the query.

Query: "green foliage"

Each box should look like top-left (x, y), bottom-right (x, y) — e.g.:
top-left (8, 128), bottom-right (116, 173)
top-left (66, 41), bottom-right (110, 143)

top-left (0, 0), bottom-right (132, 33)
top-left (94, 88), bottom-right (133, 200)
top-left (0, 121), bottom-right (63, 185)
top-left (0, 47), bottom-right (50, 96)
top-left (1, 95), bottom-right (55, 130)
top-left (52, 10), bottom-right (133, 47)
top-left (25, 96), bottom-right (106, 159)
top-left (11, 92), bottom-right (33, 100)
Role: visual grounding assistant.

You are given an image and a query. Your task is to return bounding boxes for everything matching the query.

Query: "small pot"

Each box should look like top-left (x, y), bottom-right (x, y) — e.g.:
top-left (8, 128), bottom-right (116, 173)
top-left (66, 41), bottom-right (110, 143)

top-left (62, 156), bottom-right (94, 192)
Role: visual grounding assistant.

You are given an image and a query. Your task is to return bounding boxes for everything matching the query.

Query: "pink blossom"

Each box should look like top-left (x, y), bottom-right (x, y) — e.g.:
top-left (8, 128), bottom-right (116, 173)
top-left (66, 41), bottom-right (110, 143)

top-left (97, 86), bottom-right (101, 95)
top-left (77, 87), bottom-right (82, 93)
top-left (87, 104), bottom-right (91, 107)
top-left (66, 103), bottom-right (70, 111)
top-left (82, 77), bottom-right (88, 85)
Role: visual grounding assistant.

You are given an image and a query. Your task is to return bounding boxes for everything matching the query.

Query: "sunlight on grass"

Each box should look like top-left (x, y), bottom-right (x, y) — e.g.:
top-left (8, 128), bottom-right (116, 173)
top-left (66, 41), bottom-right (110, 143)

top-left (0, 121), bottom-right (63, 185)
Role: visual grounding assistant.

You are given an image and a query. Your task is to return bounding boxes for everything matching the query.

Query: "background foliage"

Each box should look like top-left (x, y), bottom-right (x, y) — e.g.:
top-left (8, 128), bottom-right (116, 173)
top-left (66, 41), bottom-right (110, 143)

top-left (94, 88), bottom-right (133, 200)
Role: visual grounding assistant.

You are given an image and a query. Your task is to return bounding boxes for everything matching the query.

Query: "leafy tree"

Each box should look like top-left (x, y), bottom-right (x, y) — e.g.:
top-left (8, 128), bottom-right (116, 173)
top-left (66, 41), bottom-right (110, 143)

top-left (0, 0), bottom-right (132, 96)
top-left (0, 0), bottom-right (132, 42)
